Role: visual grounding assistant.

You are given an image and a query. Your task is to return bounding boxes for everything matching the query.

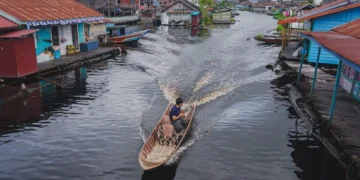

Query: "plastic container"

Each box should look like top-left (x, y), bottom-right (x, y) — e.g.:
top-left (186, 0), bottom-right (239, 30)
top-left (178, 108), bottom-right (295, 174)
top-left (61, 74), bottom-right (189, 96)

top-left (53, 46), bottom-right (61, 60)
top-left (80, 41), bottom-right (99, 52)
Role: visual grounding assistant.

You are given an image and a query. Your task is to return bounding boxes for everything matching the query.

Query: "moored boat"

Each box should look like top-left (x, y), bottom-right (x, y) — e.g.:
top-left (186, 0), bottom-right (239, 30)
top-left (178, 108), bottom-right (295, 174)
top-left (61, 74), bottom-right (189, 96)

top-left (107, 25), bottom-right (151, 46)
top-left (254, 35), bottom-right (300, 44)
top-left (138, 99), bottom-right (198, 170)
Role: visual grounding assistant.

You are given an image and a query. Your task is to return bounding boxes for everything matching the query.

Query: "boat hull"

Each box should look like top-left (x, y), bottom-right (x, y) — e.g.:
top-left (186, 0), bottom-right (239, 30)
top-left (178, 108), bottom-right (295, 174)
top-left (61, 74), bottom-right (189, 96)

top-left (138, 100), bottom-right (198, 171)
top-left (254, 36), bottom-right (299, 44)
top-left (109, 29), bottom-right (151, 44)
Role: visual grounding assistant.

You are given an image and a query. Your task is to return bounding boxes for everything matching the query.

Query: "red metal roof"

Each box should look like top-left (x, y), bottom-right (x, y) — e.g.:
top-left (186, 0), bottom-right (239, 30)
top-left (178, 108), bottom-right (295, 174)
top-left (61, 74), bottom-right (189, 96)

top-left (302, 0), bottom-right (347, 15)
top-left (277, 16), bottom-right (298, 25)
top-left (302, 31), bottom-right (360, 66)
top-left (0, 16), bottom-right (18, 29)
top-left (299, 1), bottom-right (360, 21)
top-left (332, 18), bottom-right (360, 39)
top-left (0, 29), bottom-right (37, 39)
top-left (0, 0), bottom-right (103, 22)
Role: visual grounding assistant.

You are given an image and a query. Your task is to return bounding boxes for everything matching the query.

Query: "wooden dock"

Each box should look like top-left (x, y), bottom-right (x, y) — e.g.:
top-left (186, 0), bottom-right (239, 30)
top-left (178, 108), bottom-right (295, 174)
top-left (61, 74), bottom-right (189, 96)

top-left (279, 42), bottom-right (302, 61)
top-left (283, 60), bottom-right (336, 83)
top-left (295, 82), bottom-right (360, 160)
top-left (37, 47), bottom-right (120, 76)
top-left (282, 59), bottom-right (360, 178)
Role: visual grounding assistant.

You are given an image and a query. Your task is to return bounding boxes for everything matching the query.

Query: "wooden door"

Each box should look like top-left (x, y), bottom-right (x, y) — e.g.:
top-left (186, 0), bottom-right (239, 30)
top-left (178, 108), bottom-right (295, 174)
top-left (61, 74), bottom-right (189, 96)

top-left (59, 25), bottom-right (74, 55)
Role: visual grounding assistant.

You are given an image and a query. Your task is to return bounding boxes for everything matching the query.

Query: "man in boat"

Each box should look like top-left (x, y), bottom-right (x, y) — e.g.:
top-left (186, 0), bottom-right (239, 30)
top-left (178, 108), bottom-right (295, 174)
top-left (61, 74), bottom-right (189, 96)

top-left (170, 97), bottom-right (188, 133)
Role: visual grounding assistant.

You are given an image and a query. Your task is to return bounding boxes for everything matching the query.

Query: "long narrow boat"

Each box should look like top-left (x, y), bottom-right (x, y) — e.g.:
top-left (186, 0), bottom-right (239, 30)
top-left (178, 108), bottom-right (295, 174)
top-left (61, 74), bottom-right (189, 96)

top-left (254, 35), bottom-right (300, 44)
top-left (107, 26), bottom-right (151, 45)
top-left (138, 99), bottom-right (198, 170)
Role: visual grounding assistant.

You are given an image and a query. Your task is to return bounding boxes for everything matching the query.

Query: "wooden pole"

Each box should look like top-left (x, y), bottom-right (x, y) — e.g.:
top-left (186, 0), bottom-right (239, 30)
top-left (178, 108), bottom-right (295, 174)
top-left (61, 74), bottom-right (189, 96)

top-left (329, 61), bottom-right (342, 123)
top-left (37, 76), bottom-right (65, 88)
top-left (350, 71), bottom-right (358, 95)
top-left (297, 40), bottom-right (307, 81)
top-left (310, 47), bottom-right (321, 96)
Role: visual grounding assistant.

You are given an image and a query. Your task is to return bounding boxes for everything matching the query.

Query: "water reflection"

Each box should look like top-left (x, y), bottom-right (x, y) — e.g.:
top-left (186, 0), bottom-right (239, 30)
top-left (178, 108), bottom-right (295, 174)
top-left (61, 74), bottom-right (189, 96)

top-left (0, 82), bottom-right (42, 137)
top-left (141, 164), bottom-right (178, 180)
top-left (271, 74), bottom-right (346, 180)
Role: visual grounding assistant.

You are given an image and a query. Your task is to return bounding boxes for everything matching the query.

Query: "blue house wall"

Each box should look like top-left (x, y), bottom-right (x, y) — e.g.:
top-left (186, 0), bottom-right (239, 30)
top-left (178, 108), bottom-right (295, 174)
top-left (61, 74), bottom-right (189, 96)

top-left (35, 26), bottom-right (52, 56)
top-left (308, 7), bottom-right (360, 65)
top-left (78, 23), bottom-right (85, 43)
top-left (35, 23), bottom-right (86, 57)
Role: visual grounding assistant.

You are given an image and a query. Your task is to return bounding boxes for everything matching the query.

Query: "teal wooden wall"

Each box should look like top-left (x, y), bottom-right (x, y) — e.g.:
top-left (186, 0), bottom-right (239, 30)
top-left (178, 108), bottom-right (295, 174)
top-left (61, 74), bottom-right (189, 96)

top-left (308, 7), bottom-right (360, 65)
top-left (78, 23), bottom-right (85, 43)
top-left (35, 26), bottom-right (52, 56)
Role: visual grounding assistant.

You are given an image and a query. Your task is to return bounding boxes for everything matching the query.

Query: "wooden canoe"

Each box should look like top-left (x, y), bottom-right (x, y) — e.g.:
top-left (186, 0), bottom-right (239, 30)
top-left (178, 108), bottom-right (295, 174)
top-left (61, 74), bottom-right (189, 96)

top-left (138, 100), bottom-right (198, 170)
top-left (109, 29), bottom-right (151, 44)
top-left (254, 36), bottom-right (300, 44)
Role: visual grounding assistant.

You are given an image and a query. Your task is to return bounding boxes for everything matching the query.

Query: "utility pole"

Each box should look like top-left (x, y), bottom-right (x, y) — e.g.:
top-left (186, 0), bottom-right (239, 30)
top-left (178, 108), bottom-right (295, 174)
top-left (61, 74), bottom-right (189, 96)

top-left (108, 0), bottom-right (110, 17)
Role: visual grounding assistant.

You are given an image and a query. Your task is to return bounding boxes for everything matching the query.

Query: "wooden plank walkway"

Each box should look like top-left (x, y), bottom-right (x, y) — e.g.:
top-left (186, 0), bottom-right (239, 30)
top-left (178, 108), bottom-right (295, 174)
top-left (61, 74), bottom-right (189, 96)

top-left (279, 42), bottom-right (302, 61)
top-left (37, 47), bottom-right (119, 74)
top-left (284, 60), bottom-right (336, 83)
top-left (296, 81), bottom-right (360, 161)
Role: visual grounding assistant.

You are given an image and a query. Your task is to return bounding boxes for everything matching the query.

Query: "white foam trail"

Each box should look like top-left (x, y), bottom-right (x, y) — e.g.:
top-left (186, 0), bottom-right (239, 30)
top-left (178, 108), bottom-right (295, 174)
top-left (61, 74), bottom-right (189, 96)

top-left (193, 72), bottom-right (215, 93)
top-left (164, 126), bottom-right (202, 165)
top-left (196, 87), bottom-right (236, 106)
top-left (146, 71), bottom-right (276, 166)
top-left (139, 124), bottom-right (147, 142)
top-left (159, 83), bottom-right (179, 103)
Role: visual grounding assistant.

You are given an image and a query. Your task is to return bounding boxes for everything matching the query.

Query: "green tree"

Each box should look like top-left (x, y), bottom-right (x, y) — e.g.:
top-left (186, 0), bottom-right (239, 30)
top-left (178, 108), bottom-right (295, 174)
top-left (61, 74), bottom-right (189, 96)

top-left (308, 0), bottom-right (314, 4)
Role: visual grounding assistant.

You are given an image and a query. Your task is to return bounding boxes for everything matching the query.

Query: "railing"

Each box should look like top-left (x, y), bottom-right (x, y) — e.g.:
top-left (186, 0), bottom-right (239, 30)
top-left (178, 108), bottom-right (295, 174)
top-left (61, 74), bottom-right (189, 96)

top-left (107, 15), bottom-right (141, 23)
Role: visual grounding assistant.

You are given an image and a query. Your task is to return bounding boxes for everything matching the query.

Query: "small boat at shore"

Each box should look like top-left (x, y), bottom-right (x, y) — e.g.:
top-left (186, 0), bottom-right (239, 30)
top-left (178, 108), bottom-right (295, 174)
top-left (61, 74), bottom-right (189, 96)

top-left (254, 35), bottom-right (300, 44)
top-left (138, 99), bottom-right (198, 170)
top-left (107, 25), bottom-right (151, 46)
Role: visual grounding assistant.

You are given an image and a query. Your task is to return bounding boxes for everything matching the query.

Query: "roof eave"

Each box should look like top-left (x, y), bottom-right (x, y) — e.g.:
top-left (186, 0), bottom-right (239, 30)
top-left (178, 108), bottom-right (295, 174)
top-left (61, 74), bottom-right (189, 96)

top-left (298, 1), bottom-right (348, 21)
top-left (0, 10), bottom-right (22, 25)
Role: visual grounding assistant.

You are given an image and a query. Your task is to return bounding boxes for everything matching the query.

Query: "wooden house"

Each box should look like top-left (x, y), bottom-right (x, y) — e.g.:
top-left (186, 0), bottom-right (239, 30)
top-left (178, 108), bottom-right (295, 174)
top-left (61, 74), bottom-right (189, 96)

top-left (76, 0), bottom-right (140, 16)
top-left (252, 3), bottom-right (266, 12)
top-left (0, 30), bottom-right (38, 78)
top-left (295, 18), bottom-right (360, 177)
top-left (212, 8), bottom-right (232, 24)
top-left (298, 0), bottom-right (360, 65)
top-left (160, 0), bottom-right (200, 26)
top-left (236, 1), bottom-right (252, 10)
top-left (0, 0), bottom-right (104, 65)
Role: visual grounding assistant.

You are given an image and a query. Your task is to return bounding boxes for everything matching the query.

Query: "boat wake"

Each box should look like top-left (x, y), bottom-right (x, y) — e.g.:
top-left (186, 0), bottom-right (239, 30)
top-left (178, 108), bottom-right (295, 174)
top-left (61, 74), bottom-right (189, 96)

top-left (139, 70), bottom-right (275, 165)
top-left (136, 28), bottom-right (279, 166)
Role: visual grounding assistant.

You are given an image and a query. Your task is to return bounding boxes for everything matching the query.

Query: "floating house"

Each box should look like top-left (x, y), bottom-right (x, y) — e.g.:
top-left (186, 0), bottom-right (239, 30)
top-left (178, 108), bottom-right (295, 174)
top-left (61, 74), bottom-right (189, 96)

top-left (297, 0), bottom-right (360, 65)
top-left (212, 8), bottom-right (232, 24)
top-left (0, 0), bottom-right (105, 64)
top-left (76, 0), bottom-right (141, 16)
top-left (85, 19), bottom-right (112, 42)
top-left (0, 30), bottom-right (38, 78)
top-left (160, 0), bottom-right (200, 26)
top-left (252, 3), bottom-right (266, 12)
top-left (292, 18), bottom-right (360, 177)
top-left (295, 3), bottom-right (316, 16)
top-left (236, 1), bottom-right (252, 10)
top-left (262, 2), bottom-right (276, 12)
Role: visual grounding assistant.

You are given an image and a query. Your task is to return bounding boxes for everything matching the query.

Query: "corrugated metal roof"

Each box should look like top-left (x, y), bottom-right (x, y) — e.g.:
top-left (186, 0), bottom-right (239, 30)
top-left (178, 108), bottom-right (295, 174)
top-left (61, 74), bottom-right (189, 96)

top-left (277, 16), bottom-right (298, 24)
top-left (0, 29), bottom-right (37, 39)
top-left (0, 0), bottom-right (103, 22)
top-left (299, 0), bottom-right (349, 20)
top-left (252, 3), bottom-right (266, 8)
top-left (332, 18), bottom-right (360, 39)
top-left (302, 31), bottom-right (360, 66)
top-left (0, 16), bottom-right (18, 29)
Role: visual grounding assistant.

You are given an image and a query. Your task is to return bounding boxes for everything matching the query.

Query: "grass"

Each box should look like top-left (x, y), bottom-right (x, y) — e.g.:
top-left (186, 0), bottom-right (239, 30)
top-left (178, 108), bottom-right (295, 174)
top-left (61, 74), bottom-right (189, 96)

top-left (255, 34), bottom-right (264, 39)
top-left (230, 18), bottom-right (235, 23)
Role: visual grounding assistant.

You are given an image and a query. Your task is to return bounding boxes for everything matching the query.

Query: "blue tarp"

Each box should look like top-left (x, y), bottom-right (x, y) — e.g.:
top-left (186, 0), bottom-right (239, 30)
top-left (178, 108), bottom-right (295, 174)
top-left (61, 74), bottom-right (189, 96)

top-left (191, 11), bottom-right (200, 15)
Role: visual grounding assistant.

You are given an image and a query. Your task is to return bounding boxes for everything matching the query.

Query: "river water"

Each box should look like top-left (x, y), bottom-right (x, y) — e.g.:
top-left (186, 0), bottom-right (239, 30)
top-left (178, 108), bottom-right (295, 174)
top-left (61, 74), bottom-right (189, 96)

top-left (0, 12), bottom-right (345, 180)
